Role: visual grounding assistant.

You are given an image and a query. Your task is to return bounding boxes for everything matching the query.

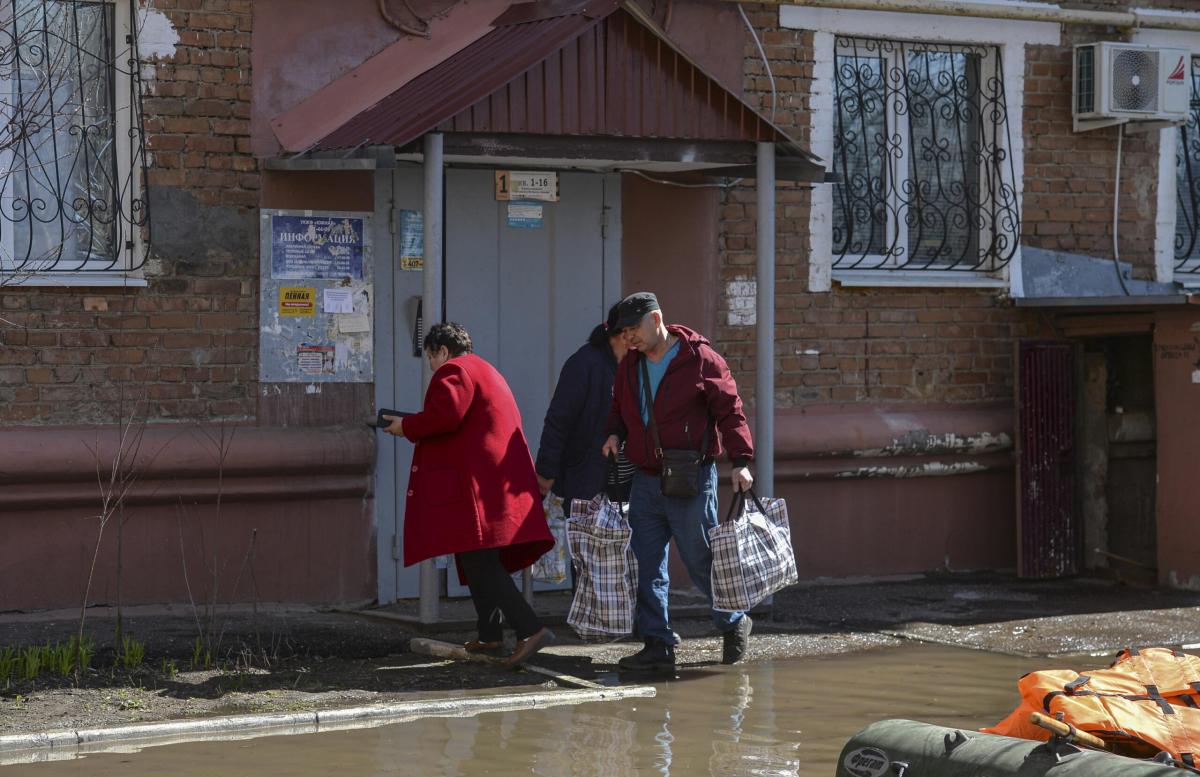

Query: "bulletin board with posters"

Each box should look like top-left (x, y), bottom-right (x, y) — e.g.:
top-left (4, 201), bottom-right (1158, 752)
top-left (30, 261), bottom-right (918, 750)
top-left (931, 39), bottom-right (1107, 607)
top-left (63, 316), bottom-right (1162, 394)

top-left (259, 209), bottom-right (374, 383)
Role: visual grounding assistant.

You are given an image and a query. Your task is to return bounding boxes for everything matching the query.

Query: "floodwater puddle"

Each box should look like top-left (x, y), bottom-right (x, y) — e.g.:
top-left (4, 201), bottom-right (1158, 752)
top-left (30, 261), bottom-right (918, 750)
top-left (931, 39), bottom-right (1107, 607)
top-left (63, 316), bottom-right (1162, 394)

top-left (4, 643), bottom-right (1106, 776)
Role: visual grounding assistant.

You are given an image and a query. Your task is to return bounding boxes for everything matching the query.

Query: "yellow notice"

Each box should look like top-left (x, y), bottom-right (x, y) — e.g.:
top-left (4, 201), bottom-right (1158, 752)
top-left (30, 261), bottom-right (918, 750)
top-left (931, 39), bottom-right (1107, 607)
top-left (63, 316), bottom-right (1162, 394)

top-left (279, 287), bottom-right (316, 317)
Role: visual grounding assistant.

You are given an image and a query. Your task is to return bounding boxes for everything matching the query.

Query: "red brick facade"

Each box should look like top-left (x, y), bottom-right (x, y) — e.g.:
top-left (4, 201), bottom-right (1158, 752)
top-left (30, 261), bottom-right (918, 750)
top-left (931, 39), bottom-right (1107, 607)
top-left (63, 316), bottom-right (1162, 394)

top-left (0, 0), bottom-right (258, 425)
top-left (712, 1), bottom-right (1192, 410)
top-left (1, 0), bottom-right (1192, 423)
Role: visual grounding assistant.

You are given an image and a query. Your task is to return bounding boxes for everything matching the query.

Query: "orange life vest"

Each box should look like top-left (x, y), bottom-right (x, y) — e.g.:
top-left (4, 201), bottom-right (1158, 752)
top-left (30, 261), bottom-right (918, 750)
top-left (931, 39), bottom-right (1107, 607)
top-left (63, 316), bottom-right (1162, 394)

top-left (984, 647), bottom-right (1200, 766)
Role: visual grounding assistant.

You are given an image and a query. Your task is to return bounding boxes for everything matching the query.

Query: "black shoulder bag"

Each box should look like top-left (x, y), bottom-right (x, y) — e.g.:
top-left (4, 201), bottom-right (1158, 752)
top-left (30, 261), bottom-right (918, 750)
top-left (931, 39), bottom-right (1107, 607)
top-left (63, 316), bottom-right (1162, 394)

top-left (640, 356), bottom-right (706, 498)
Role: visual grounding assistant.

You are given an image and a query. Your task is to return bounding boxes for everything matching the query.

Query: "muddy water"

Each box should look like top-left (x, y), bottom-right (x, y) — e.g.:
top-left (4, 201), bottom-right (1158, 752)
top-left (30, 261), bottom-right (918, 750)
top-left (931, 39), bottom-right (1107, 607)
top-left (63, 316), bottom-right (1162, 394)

top-left (6, 644), bottom-right (1105, 776)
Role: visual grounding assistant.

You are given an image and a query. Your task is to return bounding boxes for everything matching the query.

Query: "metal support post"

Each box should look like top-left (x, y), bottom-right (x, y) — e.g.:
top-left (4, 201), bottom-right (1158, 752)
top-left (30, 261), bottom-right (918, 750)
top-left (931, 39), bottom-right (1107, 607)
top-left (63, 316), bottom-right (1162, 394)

top-left (418, 132), bottom-right (444, 624)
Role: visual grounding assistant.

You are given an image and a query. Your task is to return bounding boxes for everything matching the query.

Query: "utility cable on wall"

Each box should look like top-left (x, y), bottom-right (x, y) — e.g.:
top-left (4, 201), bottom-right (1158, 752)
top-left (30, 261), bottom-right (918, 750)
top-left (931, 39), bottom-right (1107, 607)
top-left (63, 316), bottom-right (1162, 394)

top-left (738, 3), bottom-right (777, 123)
top-left (378, 0), bottom-right (430, 38)
top-left (1112, 123), bottom-right (1132, 296)
top-left (618, 168), bottom-right (743, 189)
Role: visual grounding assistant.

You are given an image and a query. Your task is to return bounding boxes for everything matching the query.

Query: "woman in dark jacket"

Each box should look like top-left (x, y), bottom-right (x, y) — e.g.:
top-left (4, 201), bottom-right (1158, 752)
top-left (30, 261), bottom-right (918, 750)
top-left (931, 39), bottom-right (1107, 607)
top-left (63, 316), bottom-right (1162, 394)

top-left (536, 305), bottom-right (632, 503)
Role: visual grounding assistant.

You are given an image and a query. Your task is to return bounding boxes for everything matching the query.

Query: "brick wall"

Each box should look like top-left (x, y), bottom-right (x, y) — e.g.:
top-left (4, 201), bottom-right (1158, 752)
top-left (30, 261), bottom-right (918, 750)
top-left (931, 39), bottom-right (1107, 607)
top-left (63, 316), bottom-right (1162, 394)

top-left (0, 0), bottom-right (259, 425)
top-left (718, 1), bottom-right (1191, 410)
top-left (718, 6), bottom-right (1044, 409)
top-left (1023, 26), bottom-right (1161, 274)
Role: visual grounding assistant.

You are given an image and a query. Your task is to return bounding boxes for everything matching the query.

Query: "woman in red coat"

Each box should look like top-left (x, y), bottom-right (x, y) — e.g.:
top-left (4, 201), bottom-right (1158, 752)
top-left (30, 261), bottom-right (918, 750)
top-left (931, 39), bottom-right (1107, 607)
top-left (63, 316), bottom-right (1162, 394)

top-left (384, 322), bottom-right (555, 665)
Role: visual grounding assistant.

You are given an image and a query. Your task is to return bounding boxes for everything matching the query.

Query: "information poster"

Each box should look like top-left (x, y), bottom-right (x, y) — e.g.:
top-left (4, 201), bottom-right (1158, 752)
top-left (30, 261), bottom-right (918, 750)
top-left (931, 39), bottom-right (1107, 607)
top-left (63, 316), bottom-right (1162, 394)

top-left (259, 209), bottom-right (374, 384)
top-left (271, 214), bottom-right (365, 280)
top-left (399, 210), bottom-right (423, 270)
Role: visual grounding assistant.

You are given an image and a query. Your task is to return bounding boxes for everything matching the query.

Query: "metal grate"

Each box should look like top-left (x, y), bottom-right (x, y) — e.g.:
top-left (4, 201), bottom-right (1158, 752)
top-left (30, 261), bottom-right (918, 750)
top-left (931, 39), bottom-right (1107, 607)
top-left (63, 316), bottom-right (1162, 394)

top-left (1110, 49), bottom-right (1158, 113)
top-left (0, 0), bottom-right (150, 278)
top-left (1017, 341), bottom-right (1079, 579)
top-left (1175, 56), bottom-right (1200, 276)
top-left (831, 37), bottom-right (1020, 273)
top-left (1076, 46), bottom-right (1094, 115)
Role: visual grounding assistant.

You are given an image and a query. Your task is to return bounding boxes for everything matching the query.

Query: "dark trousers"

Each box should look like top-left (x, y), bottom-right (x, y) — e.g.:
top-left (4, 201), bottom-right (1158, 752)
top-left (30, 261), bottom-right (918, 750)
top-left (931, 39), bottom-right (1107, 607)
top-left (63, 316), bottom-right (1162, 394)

top-left (456, 548), bottom-right (542, 641)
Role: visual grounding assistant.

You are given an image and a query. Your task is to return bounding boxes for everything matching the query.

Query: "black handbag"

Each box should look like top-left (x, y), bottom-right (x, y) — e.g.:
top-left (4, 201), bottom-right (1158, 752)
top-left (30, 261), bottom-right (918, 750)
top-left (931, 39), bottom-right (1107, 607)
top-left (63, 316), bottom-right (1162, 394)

top-left (640, 356), bottom-right (706, 498)
top-left (604, 450), bottom-right (634, 503)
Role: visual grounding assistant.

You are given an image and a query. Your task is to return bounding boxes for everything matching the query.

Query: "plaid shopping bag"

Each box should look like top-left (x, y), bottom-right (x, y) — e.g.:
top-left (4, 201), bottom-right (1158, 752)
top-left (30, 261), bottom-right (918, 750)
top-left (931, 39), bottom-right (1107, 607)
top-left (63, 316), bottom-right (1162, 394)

top-left (566, 494), bottom-right (639, 639)
top-left (532, 494), bottom-right (569, 584)
top-left (709, 489), bottom-right (798, 612)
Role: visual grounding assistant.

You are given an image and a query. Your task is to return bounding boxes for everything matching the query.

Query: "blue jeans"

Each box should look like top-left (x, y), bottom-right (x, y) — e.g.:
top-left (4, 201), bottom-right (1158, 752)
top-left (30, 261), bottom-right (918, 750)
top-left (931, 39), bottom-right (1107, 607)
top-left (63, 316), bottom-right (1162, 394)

top-left (628, 464), bottom-right (744, 645)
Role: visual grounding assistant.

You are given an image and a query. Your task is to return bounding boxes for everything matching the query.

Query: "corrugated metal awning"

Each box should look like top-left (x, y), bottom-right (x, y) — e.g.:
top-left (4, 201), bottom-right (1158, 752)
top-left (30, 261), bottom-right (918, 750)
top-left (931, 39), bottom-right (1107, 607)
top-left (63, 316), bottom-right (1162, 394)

top-left (273, 0), bottom-right (820, 170)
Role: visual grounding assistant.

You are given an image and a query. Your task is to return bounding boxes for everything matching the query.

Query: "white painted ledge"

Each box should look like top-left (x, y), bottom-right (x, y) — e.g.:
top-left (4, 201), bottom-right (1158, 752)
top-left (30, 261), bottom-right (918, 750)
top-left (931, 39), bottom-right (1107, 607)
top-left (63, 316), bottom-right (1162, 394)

top-left (833, 269), bottom-right (1009, 288)
top-left (2, 273), bottom-right (148, 288)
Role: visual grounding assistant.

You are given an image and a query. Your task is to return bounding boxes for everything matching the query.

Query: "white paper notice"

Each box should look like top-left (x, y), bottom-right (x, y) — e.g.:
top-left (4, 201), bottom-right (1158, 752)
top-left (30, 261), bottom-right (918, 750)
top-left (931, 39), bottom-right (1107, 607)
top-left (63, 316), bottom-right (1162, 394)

top-left (323, 288), bottom-right (354, 314)
top-left (339, 313), bottom-right (371, 334)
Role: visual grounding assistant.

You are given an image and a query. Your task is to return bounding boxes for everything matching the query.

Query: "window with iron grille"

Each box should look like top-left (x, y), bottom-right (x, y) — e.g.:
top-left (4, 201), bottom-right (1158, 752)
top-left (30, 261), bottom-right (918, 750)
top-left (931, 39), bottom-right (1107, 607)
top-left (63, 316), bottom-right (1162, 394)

top-left (0, 0), bottom-right (148, 285)
top-left (1175, 56), bottom-right (1200, 278)
top-left (831, 37), bottom-right (1020, 275)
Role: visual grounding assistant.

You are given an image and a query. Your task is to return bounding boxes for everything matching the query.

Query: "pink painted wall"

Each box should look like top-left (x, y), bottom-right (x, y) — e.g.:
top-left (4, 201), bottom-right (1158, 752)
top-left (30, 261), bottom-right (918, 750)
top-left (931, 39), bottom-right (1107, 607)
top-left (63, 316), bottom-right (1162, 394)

top-left (1, 498), bottom-right (374, 612)
top-left (0, 426), bottom-right (376, 612)
top-left (621, 173), bottom-right (719, 337)
top-left (250, 0), bottom-right (403, 156)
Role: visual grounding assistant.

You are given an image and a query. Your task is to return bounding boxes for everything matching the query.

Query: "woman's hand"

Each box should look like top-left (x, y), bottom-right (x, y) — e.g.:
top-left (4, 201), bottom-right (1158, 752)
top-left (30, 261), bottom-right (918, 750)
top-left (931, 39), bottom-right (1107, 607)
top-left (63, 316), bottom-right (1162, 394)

top-left (382, 415), bottom-right (406, 438)
top-left (601, 435), bottom-right (620, 458)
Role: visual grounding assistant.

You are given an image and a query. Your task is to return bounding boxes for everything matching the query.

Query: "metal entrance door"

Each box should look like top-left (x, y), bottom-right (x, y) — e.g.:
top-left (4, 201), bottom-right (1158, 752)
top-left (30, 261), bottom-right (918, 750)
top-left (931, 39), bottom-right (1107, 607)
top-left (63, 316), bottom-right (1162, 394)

top-left (443, 168), bottom-right (621, 594)
top-left (1015, 340), bottom-right (1080, 578)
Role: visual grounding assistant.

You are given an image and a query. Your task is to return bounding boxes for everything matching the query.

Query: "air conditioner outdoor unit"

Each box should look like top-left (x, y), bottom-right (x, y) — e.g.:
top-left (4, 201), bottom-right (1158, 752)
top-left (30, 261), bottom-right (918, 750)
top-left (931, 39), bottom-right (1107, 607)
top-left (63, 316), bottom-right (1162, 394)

top-left (1073, 42), bottom-right (1190, 132)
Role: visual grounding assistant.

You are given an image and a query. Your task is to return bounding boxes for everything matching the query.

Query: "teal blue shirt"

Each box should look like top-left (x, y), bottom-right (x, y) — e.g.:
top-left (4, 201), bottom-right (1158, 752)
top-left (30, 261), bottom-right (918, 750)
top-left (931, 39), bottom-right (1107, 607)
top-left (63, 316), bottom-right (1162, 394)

top-left (639, 340), bottom-right (680, 425)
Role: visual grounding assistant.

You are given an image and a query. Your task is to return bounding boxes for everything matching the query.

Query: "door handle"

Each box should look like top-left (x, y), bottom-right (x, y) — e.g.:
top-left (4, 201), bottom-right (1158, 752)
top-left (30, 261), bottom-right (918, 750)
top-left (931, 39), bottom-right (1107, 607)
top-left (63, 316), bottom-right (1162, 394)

top-left (411, 297), bottom-right (423, 357)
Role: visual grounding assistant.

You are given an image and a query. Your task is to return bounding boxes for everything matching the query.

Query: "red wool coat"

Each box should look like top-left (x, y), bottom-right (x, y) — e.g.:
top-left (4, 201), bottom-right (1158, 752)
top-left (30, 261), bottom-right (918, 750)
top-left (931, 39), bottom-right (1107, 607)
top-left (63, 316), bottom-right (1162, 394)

top-left (399, 354), bottom-right (552, 578)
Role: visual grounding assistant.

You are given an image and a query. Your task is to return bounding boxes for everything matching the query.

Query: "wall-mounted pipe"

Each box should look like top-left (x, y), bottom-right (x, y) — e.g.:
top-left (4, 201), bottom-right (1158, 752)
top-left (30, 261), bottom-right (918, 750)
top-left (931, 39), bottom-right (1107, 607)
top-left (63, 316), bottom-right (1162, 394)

top-left (734, 0), bottom-right (1200, 33)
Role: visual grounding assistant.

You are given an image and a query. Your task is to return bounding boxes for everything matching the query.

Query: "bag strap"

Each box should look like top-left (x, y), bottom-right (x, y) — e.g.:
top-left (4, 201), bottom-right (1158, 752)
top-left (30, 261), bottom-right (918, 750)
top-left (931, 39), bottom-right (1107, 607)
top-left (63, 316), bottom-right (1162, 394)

top-left (639, 356), bottom-right (664, 460)
top-left (723, 488), bottom-right (768, 523)
top-left (723, 489), bottom-right (747, 523)
top-left (745, 487), bottom-right (769, 516)
top-left (640, 352), bottom-right (709, 458)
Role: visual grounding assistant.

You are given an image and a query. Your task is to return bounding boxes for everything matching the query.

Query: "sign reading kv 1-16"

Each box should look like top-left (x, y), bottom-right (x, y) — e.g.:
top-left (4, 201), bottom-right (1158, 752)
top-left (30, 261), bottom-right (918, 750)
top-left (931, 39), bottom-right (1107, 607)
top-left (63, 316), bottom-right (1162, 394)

top-left (495, 170), bottom-right (558, 202)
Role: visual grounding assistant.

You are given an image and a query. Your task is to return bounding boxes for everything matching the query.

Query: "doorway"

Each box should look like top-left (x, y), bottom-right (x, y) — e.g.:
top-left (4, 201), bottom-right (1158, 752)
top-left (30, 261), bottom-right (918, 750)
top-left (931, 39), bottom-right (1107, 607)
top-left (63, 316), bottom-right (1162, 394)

top-left (1080, 335), bottom-right (1157, 582)
top-left (388, 167), bottom-right (622, 599)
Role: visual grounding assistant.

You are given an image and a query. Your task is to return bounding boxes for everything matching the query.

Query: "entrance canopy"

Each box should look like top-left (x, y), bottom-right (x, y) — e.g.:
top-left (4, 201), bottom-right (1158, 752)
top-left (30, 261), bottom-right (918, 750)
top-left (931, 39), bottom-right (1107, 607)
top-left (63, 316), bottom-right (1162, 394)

top-left (270, 0), bottom-right (824, 180)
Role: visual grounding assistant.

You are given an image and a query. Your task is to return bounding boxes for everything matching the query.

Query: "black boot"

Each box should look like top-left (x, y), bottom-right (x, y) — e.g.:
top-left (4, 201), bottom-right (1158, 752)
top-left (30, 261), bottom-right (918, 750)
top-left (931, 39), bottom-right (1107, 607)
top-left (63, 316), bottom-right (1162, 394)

top-left (722, 615), bottom-right (753, 665)
top-left (617, 639), bottom-right (676, 672)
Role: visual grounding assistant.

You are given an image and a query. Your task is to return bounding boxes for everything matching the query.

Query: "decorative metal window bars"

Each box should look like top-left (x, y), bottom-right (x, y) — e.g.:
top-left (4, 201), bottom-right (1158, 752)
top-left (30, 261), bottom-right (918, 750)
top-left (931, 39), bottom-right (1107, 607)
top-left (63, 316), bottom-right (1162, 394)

top-left (0, 0), bottom-right (149, 276)
top-left (831, 37), bottom-right (1020, 273)
top-left (1175, 56), bottom-right (1200, 277)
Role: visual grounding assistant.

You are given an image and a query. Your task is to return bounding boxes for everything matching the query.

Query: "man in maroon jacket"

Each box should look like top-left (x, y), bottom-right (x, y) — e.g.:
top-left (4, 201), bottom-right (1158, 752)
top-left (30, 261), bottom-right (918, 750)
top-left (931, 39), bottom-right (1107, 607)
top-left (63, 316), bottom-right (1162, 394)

top-left (602, 292), bottom-right (755, 672)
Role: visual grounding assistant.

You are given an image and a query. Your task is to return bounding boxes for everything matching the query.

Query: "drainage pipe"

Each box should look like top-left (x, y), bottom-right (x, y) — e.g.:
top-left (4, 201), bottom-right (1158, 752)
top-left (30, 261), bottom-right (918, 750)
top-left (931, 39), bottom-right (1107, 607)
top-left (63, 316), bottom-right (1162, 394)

top-left (734, 0), bottom-right (1200, 33)
top-left (419, 132), bottom-right (444, 625)
top-left (755, 142), bottom-right (775, 496)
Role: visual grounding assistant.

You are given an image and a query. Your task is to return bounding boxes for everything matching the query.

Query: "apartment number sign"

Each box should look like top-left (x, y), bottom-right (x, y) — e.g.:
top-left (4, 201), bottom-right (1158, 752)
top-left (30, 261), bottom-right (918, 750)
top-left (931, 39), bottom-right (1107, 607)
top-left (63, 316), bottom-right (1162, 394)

top-left (494, 170), bottom-right (558, 202)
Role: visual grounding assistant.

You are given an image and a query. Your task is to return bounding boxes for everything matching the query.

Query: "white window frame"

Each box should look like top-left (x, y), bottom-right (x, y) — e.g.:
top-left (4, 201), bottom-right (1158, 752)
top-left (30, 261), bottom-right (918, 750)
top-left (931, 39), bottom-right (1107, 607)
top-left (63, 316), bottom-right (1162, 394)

top-left (1134, 18), bottom-right (1200, 289)
top-left (0, 0), bottom-right (146, 288)
top-left (782, 5), bottom-right (1060, 292)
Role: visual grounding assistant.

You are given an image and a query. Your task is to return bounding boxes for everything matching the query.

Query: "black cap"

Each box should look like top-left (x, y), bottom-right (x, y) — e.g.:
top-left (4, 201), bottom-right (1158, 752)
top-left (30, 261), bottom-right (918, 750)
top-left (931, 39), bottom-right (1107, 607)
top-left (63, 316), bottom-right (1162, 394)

top-left (604, 302), bottom-right (622, 336)
top-left (613, 292), bottom-right (660, 330)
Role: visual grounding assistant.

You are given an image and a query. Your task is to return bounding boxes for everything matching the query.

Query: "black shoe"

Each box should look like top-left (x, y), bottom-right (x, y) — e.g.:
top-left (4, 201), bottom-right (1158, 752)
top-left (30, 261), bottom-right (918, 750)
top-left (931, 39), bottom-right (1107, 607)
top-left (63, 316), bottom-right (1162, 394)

top-left (617, 639), bottom-right (676, 672)
top-left (722, 615), bottom-right (753, 665)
